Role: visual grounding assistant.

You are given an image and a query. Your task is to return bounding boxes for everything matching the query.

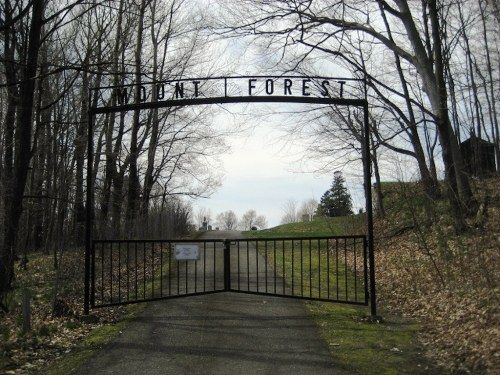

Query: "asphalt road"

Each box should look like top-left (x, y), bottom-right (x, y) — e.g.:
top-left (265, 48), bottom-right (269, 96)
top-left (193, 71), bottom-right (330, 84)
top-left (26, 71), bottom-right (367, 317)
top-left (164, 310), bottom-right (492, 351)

top-left (75, 231), bottom-right (344, 374)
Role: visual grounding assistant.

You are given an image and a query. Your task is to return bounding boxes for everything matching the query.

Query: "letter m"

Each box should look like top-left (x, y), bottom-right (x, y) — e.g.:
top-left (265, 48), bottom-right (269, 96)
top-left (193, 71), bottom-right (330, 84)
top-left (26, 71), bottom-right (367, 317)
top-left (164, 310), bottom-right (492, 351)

top-left (116, 87), bottom-right (129, 105)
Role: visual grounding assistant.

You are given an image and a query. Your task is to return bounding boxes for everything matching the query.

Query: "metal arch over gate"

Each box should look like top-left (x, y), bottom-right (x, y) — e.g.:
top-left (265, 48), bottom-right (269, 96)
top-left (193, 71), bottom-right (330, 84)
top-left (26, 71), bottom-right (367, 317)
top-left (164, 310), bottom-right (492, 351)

top-left (84, 75), bottom-right (376, 317)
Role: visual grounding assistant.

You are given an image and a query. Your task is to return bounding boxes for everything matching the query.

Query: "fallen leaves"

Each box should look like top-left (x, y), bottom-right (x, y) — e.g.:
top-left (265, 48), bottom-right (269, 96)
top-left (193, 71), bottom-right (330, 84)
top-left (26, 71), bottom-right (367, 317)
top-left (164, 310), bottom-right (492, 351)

top-left (0, 250), bottom-right (127, 375)
top-left (375, 178), bottom-right (500, 374)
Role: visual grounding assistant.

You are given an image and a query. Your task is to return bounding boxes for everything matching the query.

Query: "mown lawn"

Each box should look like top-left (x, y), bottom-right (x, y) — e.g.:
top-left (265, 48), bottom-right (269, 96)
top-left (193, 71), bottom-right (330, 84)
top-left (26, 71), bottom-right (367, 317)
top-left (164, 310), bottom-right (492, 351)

top-left (244, 218), bottom-right (438, 374)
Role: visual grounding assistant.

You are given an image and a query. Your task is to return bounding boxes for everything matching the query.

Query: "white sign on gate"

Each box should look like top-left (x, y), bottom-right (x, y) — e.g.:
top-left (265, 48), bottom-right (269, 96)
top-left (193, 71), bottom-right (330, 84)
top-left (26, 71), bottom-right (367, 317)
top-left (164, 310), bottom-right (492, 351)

top-left (174, 244), bottom-right (200, 260)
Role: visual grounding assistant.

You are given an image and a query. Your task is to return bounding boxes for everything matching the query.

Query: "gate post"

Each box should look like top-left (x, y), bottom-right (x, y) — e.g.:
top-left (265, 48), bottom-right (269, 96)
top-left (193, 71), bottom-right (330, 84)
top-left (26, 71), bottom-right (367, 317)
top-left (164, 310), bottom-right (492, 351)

top-left (223, 239), bottom-right (231, 291)
top-left (363, 101), bottom-right (377, 318)
top-left (84, 105), bottom-right (94, 316)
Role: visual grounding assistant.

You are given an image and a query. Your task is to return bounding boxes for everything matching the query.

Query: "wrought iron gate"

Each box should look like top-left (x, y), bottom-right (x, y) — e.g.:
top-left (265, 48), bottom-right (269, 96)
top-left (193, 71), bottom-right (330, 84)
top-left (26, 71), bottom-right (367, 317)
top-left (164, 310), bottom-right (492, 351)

top-left (90, 235), bottom-right (369, 309)
top-left (85, 75), bottom-right (378, 316)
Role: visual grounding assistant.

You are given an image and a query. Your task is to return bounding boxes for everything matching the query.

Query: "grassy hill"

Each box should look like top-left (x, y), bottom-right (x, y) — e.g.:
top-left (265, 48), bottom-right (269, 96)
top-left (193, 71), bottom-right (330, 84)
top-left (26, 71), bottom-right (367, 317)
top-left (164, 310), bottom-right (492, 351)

top-left (243, 214), bottom-right (366, 238)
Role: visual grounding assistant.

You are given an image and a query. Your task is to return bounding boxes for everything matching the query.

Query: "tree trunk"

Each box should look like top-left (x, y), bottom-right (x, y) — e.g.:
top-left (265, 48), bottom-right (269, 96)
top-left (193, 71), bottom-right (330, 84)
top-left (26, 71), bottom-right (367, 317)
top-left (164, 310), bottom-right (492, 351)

top-left (1, 0), bottom-right (45, 302)
top-left (396, 0), bottom-right (473, 230)
top-left (142, 0), bottom-right (160, 218)
top-left (126, 0), bottom-right (147, 230)
top-left (99, 0), bottom-right (124, 228)
top-left (379, 2), bottom-right (440, 199)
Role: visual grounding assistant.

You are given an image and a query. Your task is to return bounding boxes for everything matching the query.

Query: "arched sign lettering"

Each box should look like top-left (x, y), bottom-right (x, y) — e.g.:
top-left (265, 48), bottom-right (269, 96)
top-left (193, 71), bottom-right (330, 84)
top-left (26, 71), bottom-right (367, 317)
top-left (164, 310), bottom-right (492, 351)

top-left (90, 76), bottom-right (365, 113)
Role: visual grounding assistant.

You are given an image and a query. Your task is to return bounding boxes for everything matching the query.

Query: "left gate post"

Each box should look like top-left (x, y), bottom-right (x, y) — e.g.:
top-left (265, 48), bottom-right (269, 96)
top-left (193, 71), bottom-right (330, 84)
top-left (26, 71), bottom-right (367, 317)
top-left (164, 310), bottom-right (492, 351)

top-left (84, 106), bottom-right (94, 315)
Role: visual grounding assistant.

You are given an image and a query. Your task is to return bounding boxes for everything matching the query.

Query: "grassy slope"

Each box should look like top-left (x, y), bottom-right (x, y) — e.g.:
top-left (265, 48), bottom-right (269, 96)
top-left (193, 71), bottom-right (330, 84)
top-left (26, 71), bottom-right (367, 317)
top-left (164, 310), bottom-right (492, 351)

top-left (245, 215), bottom-right (366, 238)
top-left (244, 217), bottom-right (438, 374)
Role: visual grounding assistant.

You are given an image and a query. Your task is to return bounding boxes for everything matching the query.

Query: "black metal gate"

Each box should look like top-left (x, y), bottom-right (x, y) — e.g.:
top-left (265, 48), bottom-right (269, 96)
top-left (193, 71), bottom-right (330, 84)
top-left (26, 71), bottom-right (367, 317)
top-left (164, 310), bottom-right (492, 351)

top-left (85, 75), bottom-right (377, 316)
top-left (90, 235), bottom-right (369, 309)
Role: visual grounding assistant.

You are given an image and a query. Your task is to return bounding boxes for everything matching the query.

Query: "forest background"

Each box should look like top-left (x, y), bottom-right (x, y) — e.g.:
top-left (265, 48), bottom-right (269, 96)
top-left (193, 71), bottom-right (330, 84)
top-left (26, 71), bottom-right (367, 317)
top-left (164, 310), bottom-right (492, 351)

top-left (0, 1), bottom-right (498, 372)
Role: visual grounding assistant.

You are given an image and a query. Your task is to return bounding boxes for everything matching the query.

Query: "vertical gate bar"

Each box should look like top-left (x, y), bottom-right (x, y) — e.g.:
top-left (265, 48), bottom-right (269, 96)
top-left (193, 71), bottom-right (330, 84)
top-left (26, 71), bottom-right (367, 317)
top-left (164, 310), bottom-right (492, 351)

top-left (264, 240), bottom-right (268, 293)
top-left (282, 240), bottom-right (285, 295)
top-left (84, 107), bottom-right (93, 315)
top-left (127, 243), bottom-right (136, 298)
top-left (336, 239), bottom-right (339, 300)
top-left (169, 242), bottom-right (172, 296)
top-left (273, 240), bottom-right (277, 294)
top-left (90, 241), bottom-right (95, 307)
top-left (177, 246), bottom-right (180, 295)
top-left (194, 244), bottom-right (198, 293)
top-left (300, 240), bottom-right (304, 297)
top-left (237, 241), bottom-right (240, 290)
top-left (291, 240), bottom-right (294, 295)
top-left (110, 243), bottom-right (113, 304)
top-left (135, 243), bottom-right (138, 300)
top-left (150, 242), bottom-right (154, 298)
top-left (160, 242), bottom-right (163, 297)
top-left (344, 239), bottom-right (348, 301)
top-left (363, 100), bottom-right (377, 316)
top-left (185, 255), bottom-right (188, 293)
top-left (255, 240), bottom-right (259, 292)
top-left (309, 239), bottom-right (312, 298)
top-left (126, 243), bottom-right (130, 302)
top-left (224, 239), bottom-right (231, 291)
top-left (363, 237), bottom-right (369, 305)
top-left (213, 242), bottom-right (216, 290)
top-left (100, 243), bottom-right (104, 305)
top-left (354, 238), bottom-right (358, 302)
top-left (143, 242), bottom-right (146, 300)
top-left (247, 240), bottom-right (250, 291)
top-left (327, 238), bottom-right (330, 299)
top-left (118, 243), bottom-right (121, 303)
top-left (203, 241), bottom-right (207, 292)
top-left (318, 239), bottom-right (321, 299)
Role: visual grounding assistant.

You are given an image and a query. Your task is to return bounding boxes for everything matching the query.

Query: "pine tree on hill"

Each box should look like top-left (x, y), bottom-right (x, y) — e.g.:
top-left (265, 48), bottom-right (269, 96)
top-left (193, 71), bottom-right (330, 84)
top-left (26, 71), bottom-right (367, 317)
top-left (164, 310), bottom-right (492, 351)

top-left (317, 171), bottom-right (353, 217)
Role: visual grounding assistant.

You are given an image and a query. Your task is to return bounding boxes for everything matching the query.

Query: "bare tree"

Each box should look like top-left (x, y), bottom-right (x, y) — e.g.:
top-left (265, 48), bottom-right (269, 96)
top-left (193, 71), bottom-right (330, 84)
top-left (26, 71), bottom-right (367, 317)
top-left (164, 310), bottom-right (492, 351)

top-left (0, 0), bottom-right (229, 307)
top-left (215, 210), bottom-right (238, 230)
top-left (218, 0), bottom-right (491, 230)
top-left (239, 209), bottom-right (257, 230)
top-left (280, 199), bottom-right (298, 224)
top-left (239, 210), bottom-right (268, 230)
top-left (254, 215), bottom-right (268, 229)
top-left (298, 198), bottom-right (318, 221)
top-left (1, 0), bottom-right (45, 308)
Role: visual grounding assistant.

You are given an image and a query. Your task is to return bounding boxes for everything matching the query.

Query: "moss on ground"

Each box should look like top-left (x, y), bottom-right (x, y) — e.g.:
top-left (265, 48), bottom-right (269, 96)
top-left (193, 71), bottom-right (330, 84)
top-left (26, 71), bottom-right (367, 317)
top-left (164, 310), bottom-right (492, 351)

top-left (305, 302), bottom-right (437, 374)
top-left (42, 304), bottom-right (145, 375)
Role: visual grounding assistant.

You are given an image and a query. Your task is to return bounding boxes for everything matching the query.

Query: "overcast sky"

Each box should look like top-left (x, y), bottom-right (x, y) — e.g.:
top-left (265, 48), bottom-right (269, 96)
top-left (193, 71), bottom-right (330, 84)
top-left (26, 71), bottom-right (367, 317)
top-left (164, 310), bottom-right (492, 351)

top-left (191, 105), bottom-right (369, 228)
top-left (188, 14), bottom-right (422, 229)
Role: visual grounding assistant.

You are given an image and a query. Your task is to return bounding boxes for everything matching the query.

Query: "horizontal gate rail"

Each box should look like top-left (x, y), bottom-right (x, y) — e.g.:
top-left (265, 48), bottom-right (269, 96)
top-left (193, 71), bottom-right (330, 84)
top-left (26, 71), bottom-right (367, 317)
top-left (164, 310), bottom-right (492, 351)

top-left (227, 235), bottom-right (368, 306)
top-left (91, 239), bottom-right (225, 308)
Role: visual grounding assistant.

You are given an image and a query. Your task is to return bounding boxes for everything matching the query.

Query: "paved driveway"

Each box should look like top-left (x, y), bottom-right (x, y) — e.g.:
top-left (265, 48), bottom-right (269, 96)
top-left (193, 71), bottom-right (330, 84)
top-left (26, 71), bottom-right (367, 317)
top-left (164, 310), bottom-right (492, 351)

top-left (75, 231), bottom-right (344, 374)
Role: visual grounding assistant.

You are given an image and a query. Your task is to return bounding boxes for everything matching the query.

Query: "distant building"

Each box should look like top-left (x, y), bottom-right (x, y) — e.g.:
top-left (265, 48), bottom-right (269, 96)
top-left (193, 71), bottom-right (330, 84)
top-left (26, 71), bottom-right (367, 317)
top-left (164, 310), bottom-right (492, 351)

top-left (461, 135), bottom-right (497, 177)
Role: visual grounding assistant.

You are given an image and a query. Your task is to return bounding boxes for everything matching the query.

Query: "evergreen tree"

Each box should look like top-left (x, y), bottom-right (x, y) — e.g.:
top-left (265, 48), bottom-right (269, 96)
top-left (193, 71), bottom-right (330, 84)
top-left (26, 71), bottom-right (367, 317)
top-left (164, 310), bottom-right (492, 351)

top-left (317, 172), bottom-right (353, 217)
